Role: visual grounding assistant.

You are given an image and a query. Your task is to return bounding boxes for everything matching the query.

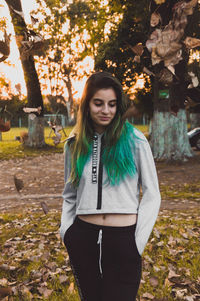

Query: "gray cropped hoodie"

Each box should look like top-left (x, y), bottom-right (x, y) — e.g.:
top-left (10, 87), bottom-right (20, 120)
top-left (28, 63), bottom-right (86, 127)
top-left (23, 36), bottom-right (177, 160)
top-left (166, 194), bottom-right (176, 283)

top-left (60, 128), bottom-right (161, 255)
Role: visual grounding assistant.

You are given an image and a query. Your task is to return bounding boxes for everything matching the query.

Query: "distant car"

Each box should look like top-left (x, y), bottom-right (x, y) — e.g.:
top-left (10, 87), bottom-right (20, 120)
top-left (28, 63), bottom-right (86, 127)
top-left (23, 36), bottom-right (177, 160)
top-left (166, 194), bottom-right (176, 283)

top-left (188, 127), bottom-right (200, 150)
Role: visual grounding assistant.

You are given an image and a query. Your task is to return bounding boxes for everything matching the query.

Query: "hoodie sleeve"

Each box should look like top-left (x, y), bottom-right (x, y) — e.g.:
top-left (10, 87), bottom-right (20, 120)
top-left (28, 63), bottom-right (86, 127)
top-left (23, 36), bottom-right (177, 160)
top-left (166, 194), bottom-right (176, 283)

top-left (60, 142), bottom-right (77, 240)
top-left (135, 136), bottom-right (161, 255)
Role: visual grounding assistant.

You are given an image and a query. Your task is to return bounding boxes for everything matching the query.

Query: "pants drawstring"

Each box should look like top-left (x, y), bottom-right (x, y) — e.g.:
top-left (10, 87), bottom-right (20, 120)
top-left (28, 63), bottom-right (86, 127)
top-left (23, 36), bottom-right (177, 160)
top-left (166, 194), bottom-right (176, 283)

top-left (97, 229), bottom-right (103, 277)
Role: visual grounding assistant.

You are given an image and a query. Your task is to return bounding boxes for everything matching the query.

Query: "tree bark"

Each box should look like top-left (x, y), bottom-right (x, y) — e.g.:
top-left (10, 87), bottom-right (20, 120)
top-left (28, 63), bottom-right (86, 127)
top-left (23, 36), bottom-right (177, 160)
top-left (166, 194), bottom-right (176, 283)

top-left (24, 115), bottom-right (45, 147)
top-left (63, 70), bottom-right (76, 125)
top-left (189, 112), bottom-right (200, 129)
top-left (150, 79), bottom-right (193, 161)
top-left (5, 0), bottom-right (46, 147)
top-left (22, 57), bottom-right (46, 147)
top-left (150, 109), bottom-right (193, 161)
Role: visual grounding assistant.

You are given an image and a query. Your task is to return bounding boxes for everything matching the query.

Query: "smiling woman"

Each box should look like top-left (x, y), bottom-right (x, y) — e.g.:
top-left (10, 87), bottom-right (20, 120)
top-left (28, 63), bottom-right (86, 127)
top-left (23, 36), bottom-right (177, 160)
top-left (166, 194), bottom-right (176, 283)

top-left (60, 71), bottom-right (161, 301)
top-left (89, 88), bottom-right (117, 133)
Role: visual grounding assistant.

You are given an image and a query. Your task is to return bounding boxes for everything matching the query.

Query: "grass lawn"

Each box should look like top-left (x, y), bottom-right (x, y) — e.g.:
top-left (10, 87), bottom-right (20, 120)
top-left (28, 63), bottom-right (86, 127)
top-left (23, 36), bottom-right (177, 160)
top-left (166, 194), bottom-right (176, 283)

top-left (160, 183), bottom-right (200, 201)
top-left (0, 125), bottom-right (148, 160)
top-left (0, 208), bottom-right (199, 300)
top-left (0, 127), bottom-right (74, 160)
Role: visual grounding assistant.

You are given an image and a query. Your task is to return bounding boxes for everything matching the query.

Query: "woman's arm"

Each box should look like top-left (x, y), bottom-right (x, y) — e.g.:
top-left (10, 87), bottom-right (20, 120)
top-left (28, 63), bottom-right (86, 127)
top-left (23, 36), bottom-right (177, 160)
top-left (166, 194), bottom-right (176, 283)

top-left (60, 142), bottom-right (77, 240)
top-left (135, 137), bottom-right (161, 255)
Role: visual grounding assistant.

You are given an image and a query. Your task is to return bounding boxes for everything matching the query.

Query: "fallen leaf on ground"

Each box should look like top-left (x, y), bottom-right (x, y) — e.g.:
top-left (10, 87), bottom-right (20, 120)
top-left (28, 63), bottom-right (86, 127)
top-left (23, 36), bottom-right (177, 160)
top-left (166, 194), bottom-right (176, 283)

top-left (38, 287), bottom-right (53, 298)
top-left (0, 287), bottom-right (12, 299)
top-left (59, 275), bottom-right (68, 284)
top-left (68, 282), bottom-right (75, 294)
top-left (142, 292), bottom-right (154, 299)
top-left (149, 276), bottom-right (159, 287)
top-left (168, 269), bottom-right (181, 279)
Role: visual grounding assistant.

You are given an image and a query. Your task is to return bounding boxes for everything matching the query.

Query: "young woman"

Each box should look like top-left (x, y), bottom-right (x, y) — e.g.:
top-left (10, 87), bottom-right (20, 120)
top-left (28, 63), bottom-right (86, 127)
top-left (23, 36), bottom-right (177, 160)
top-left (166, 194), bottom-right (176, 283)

top-left (60, 72), bottom-right (161, 301)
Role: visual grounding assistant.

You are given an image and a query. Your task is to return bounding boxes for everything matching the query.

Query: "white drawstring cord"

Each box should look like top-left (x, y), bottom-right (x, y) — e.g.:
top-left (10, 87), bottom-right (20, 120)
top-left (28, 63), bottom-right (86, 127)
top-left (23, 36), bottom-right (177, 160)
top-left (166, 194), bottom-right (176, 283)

top-left (97, 229), bottom-right (103, 277)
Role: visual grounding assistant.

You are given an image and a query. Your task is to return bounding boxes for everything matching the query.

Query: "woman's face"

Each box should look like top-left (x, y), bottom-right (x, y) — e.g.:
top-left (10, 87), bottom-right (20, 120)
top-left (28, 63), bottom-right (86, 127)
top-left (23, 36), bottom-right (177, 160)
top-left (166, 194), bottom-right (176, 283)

top-left (89, 88), bottom-right (117, 133)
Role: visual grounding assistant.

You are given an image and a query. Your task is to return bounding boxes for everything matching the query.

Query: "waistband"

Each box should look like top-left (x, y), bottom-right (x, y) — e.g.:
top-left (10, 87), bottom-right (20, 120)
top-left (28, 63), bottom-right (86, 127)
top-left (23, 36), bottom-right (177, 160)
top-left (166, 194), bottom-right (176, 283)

top-left (75, 216), bottom-right (136, 233)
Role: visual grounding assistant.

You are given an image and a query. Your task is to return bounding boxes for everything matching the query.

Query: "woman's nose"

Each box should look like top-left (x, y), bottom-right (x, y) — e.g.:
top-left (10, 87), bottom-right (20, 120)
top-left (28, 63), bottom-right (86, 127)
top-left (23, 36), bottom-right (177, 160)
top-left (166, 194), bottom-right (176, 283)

top-left (102, 105), bottom-right (109, 114)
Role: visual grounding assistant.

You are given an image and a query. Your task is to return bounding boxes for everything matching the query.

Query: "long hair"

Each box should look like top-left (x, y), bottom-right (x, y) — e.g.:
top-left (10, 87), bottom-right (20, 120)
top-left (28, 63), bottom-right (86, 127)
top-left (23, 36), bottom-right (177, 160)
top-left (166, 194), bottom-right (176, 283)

top-left (68, 71), bottom-right (137, 186)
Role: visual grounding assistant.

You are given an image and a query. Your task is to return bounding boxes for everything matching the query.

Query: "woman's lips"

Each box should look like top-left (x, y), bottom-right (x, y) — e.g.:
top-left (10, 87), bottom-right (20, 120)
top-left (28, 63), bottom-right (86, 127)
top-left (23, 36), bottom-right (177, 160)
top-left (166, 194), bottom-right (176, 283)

top-left (99, 117), bottom-right (110, 121)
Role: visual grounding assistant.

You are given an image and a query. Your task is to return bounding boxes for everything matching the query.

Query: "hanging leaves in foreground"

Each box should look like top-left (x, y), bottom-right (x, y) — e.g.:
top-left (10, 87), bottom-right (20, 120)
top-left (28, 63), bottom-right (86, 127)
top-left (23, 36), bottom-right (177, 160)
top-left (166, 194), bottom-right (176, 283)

top-left (150, 12), bottom-right (161, 27)
top-left (183, 37), bottom-right (200, 49)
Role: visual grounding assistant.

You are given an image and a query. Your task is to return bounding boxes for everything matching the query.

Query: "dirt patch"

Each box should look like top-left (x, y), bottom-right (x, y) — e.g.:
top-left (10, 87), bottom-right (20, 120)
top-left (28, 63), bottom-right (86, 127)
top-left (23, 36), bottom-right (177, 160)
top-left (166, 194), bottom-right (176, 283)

top-left (0, 153), bottom-right (64, 213)
top-left (0, 150), bottom-right (199, 213)
top-left (157, 150), bottom-right (200, 186)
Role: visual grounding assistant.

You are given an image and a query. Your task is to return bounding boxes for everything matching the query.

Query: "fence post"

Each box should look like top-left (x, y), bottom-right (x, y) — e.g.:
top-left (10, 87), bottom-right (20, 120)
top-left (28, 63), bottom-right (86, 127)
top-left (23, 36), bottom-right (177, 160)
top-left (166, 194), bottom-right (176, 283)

top-left (61, 115), bottom-right (65, 127)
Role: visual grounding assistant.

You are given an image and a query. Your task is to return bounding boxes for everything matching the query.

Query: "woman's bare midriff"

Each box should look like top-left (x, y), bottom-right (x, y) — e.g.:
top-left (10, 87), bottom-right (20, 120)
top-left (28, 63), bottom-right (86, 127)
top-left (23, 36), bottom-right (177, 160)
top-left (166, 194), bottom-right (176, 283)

top-left (78, 213), bottom-right (137, 227)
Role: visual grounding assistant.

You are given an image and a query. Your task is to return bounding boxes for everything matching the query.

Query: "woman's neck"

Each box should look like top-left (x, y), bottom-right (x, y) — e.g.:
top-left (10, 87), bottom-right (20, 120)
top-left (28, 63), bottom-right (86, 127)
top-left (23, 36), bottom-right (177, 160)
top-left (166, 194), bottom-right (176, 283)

top-left (93, 125), bottom-right (106, 134)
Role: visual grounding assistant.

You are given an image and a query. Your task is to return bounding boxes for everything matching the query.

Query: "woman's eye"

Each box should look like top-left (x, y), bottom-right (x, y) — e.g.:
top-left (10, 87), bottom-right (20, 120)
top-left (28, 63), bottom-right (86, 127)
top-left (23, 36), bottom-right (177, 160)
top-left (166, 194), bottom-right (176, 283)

top-left (109, 103), bottom-right (116, 107)
top-left (94, 103), bottom-right (102, 107)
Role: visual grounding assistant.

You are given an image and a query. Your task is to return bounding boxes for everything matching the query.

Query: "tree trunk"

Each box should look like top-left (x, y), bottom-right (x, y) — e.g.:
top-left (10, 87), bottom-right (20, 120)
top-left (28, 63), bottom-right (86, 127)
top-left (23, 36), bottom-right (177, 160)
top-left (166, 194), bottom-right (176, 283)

top-left (189, 111), bottom-right (200, 129)
top-left (24, 115), bottom-right (45, 147)
top-left (150, 109), bottom-right (193, 161)
top-left (62, 64), bottom-right (77, 124)
top-left (23, 57), bottom-right (46, 147)
top-left (150, 80), bottom-right (193, 161)
top-left (5, 0), bottom-right (46, 147)
top-left (63, 75), bottom-right (76, 125)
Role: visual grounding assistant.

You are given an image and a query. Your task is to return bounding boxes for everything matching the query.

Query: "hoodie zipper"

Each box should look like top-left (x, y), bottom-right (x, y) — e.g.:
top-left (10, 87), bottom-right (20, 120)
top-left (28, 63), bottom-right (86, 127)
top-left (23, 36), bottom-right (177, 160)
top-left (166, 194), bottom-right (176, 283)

top-left (92, 135), bottom-right (98, 184)
top-left (95, 135), bottom-right (104, 210)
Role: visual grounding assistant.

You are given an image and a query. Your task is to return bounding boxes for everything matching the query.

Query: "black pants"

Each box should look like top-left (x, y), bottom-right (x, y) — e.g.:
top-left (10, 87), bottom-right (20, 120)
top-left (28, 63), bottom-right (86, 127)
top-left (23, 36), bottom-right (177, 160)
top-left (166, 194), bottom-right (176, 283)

top-left (64, 216), bottom-right (142, 301)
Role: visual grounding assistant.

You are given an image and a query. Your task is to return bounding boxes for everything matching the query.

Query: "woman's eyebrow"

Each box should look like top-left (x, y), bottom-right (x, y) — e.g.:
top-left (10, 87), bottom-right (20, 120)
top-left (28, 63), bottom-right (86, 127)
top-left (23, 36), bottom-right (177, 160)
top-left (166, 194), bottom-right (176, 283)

top-left (93, 98), bottom-right (103, 101)
top-left (93, 98), bottom-right (117, 102)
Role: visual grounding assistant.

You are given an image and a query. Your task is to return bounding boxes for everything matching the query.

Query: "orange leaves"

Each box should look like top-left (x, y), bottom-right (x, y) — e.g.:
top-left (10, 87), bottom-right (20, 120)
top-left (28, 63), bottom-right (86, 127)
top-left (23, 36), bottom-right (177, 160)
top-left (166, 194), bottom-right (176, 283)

top-left (154, 0), bottom-right (166, 4)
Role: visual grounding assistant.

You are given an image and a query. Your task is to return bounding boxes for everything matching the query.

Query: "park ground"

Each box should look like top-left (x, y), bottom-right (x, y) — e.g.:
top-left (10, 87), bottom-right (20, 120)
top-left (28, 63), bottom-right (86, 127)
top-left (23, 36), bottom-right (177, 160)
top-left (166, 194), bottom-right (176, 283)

top-left (0, 127), bottom-right (200, 300)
